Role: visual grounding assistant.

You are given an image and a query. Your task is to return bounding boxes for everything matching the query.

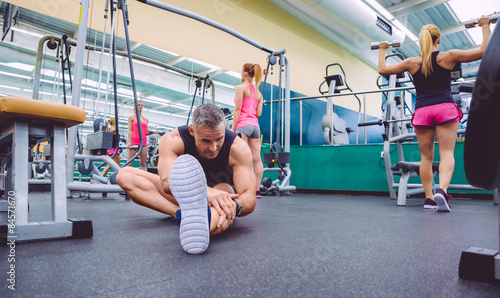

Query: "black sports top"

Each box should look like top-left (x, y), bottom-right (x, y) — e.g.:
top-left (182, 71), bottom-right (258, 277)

top-left (412, 51), bottom-right (454, 110)
top-left (177, 125), bottom-right (238, 187)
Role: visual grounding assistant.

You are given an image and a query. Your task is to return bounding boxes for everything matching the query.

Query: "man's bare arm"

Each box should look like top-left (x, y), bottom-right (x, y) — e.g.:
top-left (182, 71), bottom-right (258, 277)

top-left (229, 137), bottom-right (257, 216)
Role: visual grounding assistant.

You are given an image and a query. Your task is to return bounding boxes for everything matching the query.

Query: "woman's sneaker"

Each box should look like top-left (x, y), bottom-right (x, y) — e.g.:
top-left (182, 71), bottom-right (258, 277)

top-left (434, 188), bottom-right (452, 212)
top-left (169, 154), bottom-right (210, 254)
top-left (424, 198), bottom-right (437, 209)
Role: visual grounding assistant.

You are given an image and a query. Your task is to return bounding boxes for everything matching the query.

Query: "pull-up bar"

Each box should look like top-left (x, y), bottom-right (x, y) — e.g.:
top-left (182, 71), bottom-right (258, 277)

top-left (137, 0), bottom-right (284, 56)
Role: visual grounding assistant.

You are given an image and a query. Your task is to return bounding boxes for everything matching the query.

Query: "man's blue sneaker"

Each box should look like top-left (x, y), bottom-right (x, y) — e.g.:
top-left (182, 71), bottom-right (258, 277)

top-left (169, 154), bottom-right (210, 254)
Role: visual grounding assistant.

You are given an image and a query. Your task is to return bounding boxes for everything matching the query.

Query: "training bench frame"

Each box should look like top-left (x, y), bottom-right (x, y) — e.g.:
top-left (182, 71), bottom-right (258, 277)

top-left (0, 96), bottom-right (92, 243)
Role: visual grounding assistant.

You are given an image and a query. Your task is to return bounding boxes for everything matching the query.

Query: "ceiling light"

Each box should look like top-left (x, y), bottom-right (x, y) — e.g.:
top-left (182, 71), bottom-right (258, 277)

top-left (0, 70), bottom-right (32, 80)
top-left (225, 70), bottom-right (241, 79)
top-left (148, 110), bottom-right (172, 116)
top-left (41, 69), bottom-right (72, 81)
top-left (212, 80), bottom-right (238, 90)
top-left (171, 103), bottom-right (191, 111)
top-left (0, 62), bottom-right (35, 72)
top-left (0, 84), bottom-right (21, 90)
top-left (82, 78), bottom-right (108, 90)
top-left (116, 87), bottom-right (141, 97)
top-left (169, 113), bottom-right (188, 119)
top-left (146, 95), bottom-right (171, 103)
top-left (10, 26), bottom-right (45, 38)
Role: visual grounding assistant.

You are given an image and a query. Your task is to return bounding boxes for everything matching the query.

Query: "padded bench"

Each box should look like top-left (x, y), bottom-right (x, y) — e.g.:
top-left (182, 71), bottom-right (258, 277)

top-left (0, 96), bottom-right (90, 243)
top-left (391, 161), bottom-right (440, 206)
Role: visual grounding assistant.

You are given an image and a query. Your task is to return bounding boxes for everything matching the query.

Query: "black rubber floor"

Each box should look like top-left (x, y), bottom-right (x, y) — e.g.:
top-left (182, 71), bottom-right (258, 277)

top-left (1, 192), bottom-right (499, 297)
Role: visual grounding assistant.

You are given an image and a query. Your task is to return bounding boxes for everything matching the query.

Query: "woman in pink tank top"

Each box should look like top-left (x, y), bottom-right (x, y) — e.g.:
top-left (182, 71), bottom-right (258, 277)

top-left (231, 63), bottom-right (264, 198)
top-left (102, 117), bottom-right (121, 177)
top-left (127, 100), bottom-right (156, 170)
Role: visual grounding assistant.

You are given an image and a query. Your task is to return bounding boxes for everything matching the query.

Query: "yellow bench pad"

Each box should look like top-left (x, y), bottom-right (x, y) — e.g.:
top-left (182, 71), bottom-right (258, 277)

top-left (0, 96), bottom-right (86, 128)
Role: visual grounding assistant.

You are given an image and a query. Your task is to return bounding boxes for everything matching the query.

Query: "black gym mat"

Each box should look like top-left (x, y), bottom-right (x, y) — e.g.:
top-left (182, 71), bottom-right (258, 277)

top-left (1, 192), bottom-right (499, 297)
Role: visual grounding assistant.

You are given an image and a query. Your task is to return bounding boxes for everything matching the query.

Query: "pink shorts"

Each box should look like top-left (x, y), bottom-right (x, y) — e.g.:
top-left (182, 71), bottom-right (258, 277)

top-left (412, 102), bottom-right (462, 129)
top-left (107, 148), bottom-right (117, 156)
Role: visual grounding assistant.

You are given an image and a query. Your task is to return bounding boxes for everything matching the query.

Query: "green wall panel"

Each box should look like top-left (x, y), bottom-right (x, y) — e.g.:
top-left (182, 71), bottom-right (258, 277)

top-left (287, 144), bottom-right (389, 191)
top-left (273, 141), bottom-right (487, 194)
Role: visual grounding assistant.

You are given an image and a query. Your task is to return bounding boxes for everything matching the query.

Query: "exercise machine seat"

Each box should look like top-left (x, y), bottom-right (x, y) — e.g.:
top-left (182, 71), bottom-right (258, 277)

top-left (391, 161), bottom-right (440, 175)
top-left (0, 96), bottom-right (86, 128)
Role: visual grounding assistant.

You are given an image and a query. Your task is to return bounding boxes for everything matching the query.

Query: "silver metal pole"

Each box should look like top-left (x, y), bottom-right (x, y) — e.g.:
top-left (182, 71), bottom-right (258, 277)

top-left (300, 100), bottom-right (302, 146)
top-left (401, 90), bottom-right (405, 135)
top-left (284, 55), bottom-right (291, 153)
top-left (66, 0), bottom-right (90, 198)
top-left (363, 95), bottom-right (367, 144)
top-left (281, 60), bottom-right (285, 150)
top-left (270, 68), bottom-right (273, 146)
top-left (325, 79), bottom-right (337, 144)
top-left (387, 73), bottom-right (397, 139)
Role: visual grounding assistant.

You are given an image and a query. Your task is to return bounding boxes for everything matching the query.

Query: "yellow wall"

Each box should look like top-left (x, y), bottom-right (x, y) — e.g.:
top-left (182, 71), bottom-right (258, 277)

top-left (9, 0), bottom-right (383, 117)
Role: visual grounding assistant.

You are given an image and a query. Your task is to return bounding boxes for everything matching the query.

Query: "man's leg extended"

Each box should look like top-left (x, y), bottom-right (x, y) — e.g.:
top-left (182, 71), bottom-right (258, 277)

top-left (116, 167), bottom-right (179, 217)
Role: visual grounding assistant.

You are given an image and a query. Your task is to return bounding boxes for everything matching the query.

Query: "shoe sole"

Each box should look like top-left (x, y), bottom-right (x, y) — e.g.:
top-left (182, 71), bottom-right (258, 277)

top-left (434, 193), bottom-right (451, 212)
top-left (423, 205), bottom-right (437, 210)
top-left (169, 154), bottom-right (209, 254)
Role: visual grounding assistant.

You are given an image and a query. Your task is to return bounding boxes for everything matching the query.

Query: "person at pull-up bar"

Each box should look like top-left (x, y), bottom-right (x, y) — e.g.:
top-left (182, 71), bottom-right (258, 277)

top-left (117, 104), bottom-right (257, 254)
top-left (377, 17), bottom-right (492, 212)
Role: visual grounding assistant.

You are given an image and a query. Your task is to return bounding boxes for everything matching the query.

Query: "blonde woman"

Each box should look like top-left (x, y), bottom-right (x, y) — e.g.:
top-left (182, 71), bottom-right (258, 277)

top-left (231, 63), bottom-right (264, 198)
top-left (102, 117), bottom-right (121, 177)
top-left (378, 17), bottom-right (491, 212)
top-left (127, 100), bottom-right (155, 170)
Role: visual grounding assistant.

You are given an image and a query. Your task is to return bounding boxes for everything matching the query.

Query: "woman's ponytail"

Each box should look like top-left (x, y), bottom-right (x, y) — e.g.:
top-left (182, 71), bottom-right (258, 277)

top-left (419, 24), bottom-right (440, 78)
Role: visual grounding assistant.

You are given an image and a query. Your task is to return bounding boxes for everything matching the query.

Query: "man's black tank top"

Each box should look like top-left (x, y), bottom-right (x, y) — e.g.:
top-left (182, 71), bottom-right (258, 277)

top-left (177, 125), bottom-right (238, 187)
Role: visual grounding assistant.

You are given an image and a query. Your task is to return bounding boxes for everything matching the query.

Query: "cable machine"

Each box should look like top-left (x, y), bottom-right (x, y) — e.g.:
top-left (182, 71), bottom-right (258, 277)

top-left (137, 0), bottom-right (296, 194)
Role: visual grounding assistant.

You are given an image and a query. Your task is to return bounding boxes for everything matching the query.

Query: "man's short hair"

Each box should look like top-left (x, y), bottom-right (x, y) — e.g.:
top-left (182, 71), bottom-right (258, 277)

top-left (192, 104), bottom-right (225, 130)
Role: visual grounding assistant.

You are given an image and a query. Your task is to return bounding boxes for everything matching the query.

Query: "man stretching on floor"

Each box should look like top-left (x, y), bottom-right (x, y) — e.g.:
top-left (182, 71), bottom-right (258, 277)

top-left (117, 104), bottom-right (257, 254)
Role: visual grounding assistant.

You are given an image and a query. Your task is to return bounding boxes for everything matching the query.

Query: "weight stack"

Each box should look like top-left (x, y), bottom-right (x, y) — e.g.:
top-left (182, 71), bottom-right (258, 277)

top-left (86, 131), bottom-right (113, 156)
top-left (264, 152), bottom-right (290, 168)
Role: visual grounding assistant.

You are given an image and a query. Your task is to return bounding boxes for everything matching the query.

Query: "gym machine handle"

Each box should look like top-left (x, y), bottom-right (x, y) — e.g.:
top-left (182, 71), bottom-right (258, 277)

top-left (358, 118), bottom-right (412, 127)
top-left (371, 40), bottom-right (401, 50)
top-left (358, 120), bottom-right (383, 127)
top-left (464, 13), bottom-right (499, 28)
